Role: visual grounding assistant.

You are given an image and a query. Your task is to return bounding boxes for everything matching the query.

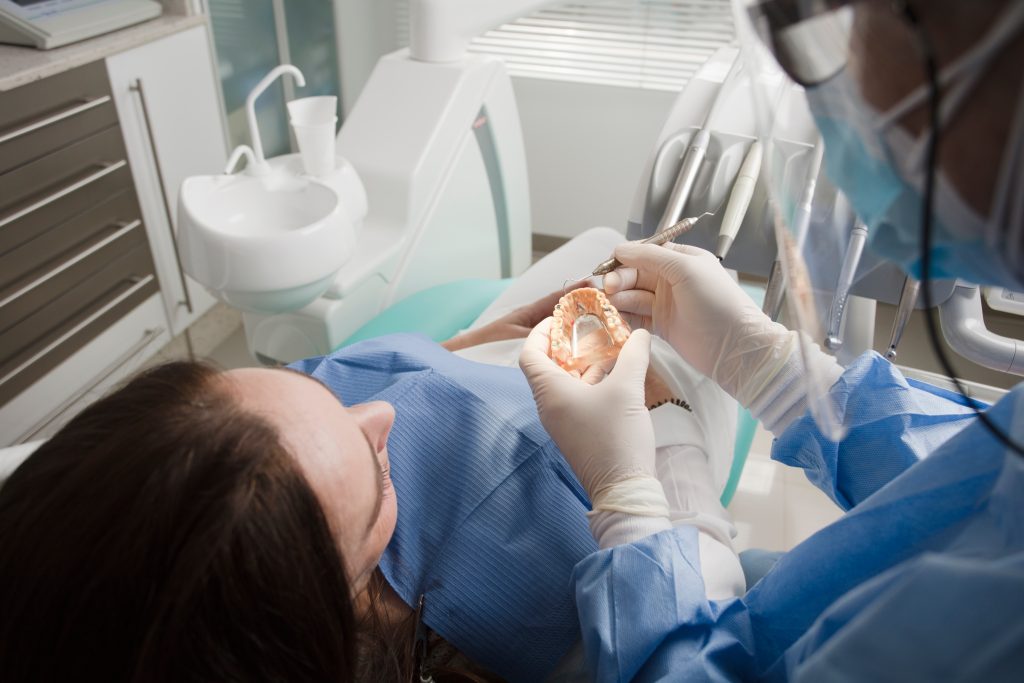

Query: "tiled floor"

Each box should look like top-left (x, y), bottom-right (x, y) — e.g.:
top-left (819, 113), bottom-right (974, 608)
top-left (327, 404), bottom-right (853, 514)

top-left (729, 424), bottom-right (843, 552)
top-left (207, 324), bottom-right (260, 369)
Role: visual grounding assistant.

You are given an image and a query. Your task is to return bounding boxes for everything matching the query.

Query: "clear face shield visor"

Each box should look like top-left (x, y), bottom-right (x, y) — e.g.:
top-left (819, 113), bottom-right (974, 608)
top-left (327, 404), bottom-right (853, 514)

top-left (745, 0), bottom-right (857, 87)
top-left (735, 0), bottom-right (866, 441)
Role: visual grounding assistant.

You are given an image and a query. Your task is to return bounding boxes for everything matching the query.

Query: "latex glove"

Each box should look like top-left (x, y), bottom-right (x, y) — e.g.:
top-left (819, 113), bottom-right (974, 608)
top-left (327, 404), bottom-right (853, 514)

top-left (603, 242), bottom-right (796, 408)
top-left (519, 319), bottom-right (667, 515)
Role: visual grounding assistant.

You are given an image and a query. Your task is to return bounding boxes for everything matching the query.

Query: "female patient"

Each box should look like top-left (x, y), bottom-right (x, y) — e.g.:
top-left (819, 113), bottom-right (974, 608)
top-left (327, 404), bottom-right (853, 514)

top-left (0, 229), bottom-right (742, 681)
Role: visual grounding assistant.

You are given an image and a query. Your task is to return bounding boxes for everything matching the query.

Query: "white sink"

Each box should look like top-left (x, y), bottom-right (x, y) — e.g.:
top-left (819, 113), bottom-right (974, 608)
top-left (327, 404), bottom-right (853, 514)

top-left (178, 172), bottom-right (354, 313)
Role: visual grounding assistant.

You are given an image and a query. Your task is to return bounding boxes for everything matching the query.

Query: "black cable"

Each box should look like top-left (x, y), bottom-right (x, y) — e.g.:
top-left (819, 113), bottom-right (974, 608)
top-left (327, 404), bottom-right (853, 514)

top-left (901, 2), bottom-right (1024, 458)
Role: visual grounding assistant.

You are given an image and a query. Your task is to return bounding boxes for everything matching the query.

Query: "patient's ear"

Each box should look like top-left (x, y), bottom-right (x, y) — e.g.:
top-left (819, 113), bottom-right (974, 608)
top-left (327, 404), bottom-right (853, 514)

top-left (349, 401), bottom-right (395, 454)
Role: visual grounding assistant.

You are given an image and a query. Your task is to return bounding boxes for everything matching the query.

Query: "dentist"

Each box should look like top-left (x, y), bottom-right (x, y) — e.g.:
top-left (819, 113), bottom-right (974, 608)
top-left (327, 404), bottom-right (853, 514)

top-left (520, 0), bottom-right (1024, 680)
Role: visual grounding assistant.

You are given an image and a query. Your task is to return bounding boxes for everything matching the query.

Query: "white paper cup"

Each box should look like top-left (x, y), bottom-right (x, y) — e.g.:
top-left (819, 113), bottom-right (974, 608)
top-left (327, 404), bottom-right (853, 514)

top-left (287, 96), bottom-right (337, 126)
top-left (292, 118), bottom-right (338, 177)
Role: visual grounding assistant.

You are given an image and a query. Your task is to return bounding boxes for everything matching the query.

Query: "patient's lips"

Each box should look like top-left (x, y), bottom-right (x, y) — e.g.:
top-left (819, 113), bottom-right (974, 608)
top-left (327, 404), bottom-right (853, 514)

top-left (549, 287), bottom-right (631, 372)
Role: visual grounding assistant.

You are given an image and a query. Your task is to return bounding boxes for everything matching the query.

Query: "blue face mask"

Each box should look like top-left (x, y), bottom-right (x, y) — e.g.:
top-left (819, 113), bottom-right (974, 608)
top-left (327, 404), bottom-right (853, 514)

top-left (802, 5), bottom-right (1024, 289)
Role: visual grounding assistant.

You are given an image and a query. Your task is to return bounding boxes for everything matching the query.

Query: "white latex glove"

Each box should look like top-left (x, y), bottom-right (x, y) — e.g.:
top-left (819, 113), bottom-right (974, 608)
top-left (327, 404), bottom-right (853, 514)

top-left (603, 242), bottom-right (796, 409)
top-left (519, 319), bottom-right (668, 516)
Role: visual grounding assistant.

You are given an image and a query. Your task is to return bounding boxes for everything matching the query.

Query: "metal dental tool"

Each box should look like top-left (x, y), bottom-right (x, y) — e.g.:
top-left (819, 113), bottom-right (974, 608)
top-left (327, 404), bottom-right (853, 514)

top-left (824, 220), bottom-right (868, 351)
top-left (715, 139), bottom-right (763, 261)
top-left (659, 129), bottom-right (711, 232)
top-left (591, 212), bottom-right (715, 277)
top-left (886, 275), bottom-right (921, 361)
top-left (656, 58), bottom-right (741, 233)
top-left (762, 138), bottom-right (824, 321)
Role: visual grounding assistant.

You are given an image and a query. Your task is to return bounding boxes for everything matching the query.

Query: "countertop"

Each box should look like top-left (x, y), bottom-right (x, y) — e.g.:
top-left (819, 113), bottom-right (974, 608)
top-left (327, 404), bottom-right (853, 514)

top-left (0, 13), bottom-right (206, 92)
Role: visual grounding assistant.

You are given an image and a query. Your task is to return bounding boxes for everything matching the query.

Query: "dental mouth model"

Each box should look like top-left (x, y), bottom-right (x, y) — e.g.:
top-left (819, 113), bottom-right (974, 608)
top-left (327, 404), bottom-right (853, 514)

top-left (549, 287), bottom-right (691, 412)
top-left (550, 287), bottom-right (631, 373)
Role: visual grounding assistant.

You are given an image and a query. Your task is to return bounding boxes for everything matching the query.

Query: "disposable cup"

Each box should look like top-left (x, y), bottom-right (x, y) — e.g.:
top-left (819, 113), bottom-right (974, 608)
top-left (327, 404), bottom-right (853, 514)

top-left (291, 118), bottom-right (338, 177)
top-left (287, 96), bottom-right (337, 126)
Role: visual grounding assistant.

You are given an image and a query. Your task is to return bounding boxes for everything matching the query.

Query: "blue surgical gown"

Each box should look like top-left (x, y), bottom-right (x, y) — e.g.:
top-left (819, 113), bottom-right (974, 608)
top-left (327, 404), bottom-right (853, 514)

top-left (574, 352), bottom-right (1024, 681)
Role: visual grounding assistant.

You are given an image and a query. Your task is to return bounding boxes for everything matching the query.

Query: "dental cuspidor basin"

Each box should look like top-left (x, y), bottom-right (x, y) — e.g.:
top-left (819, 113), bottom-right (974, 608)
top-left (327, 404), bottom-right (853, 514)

top-left (178, 172), bottom-right (354, 314)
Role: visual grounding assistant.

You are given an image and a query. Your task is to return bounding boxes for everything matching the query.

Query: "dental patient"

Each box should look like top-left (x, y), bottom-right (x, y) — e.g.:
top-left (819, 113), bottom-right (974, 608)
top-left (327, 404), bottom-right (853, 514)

top-left (0, 228), bottom-right (743, 682)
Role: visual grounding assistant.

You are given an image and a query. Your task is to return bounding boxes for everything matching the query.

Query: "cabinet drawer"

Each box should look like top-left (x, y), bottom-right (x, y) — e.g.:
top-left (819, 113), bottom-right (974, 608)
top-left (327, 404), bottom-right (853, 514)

top-left (0, 125), bottom-right (130, 215)
top-left (0, 190), bottom-right (142, 292)
top-left (0, 62), bottom-right (117, 176)
top-left (0, 245), bottom-right (158, 407)
top-left (0, 218), bottom-right (151, 330)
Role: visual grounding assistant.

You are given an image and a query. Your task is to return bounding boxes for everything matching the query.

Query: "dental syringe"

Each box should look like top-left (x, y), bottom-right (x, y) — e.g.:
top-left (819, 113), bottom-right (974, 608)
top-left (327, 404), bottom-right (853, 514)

top-left (590, 212), bottom-right (714, 277)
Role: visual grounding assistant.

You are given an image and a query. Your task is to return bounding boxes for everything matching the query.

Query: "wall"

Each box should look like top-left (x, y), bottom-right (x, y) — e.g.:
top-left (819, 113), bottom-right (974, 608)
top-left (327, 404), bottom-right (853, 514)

top-left (512, 77), bottom-right (676, 240)
top-left (331, 1), bottom-right (680, 242)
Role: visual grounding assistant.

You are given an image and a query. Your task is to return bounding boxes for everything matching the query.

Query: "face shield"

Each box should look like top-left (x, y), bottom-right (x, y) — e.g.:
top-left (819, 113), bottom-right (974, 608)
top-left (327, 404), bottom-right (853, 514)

top-left (733, 0), bottom-right (865, 440)
top-left (742, 0), bottom-right (1024, 285)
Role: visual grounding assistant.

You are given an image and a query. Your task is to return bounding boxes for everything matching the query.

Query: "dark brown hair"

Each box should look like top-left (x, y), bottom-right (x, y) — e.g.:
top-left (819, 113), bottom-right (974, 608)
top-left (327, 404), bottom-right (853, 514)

top-left (0, 361), bottom-right (357, 681)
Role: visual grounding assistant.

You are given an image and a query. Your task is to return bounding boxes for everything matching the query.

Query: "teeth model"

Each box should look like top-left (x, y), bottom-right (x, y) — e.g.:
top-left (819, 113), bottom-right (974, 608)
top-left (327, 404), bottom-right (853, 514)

top-left (549, 287), bottom-right (631, 372)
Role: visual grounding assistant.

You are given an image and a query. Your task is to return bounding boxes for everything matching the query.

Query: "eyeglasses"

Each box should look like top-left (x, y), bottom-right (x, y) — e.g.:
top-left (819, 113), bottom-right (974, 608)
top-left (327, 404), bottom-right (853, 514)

top-left (746, 0), bottom-right (862, 86)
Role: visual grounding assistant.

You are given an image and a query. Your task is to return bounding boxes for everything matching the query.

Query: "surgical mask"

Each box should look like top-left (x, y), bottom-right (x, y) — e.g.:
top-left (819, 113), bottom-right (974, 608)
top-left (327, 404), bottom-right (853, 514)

top-left (804, 1), bottom-right (1024, 288)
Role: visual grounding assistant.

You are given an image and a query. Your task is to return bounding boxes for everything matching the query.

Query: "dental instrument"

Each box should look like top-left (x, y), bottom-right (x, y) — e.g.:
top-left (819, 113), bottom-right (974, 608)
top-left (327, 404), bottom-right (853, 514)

top-left (656, 58), bottom-right (741, 232)
top-left (591, 212), bottom-right (714, 277)
top-left (715, 140), bottom-right (763, 261)
top-left (762, 138), bottom-right (823, 320)
top-left (824, 220), bottom-right (868, 351)
top-left (885, 275), bottom-right (920, 361)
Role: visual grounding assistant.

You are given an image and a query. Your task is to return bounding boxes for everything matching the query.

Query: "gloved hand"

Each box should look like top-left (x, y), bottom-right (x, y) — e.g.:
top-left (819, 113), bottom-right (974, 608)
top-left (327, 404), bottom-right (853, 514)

top-left (603, 242), bottom-right (795, 409)
top-left (519, 319), bottom-right (667, 516)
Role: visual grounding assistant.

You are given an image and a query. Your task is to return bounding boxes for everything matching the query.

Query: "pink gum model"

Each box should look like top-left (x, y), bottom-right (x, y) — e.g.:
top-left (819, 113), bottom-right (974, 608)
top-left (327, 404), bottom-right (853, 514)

top-left (550, 287), bottom-right (631, 372)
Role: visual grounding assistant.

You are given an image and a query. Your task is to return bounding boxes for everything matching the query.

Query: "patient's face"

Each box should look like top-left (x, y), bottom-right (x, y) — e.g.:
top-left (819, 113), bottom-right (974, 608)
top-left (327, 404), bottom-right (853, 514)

top-left (223, 368), bottom-right (397, 596)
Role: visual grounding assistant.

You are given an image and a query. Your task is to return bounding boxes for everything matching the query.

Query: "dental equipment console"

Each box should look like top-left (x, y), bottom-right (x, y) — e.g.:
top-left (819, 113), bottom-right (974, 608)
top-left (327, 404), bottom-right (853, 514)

top-left (629, 46), bottom-right (1024, 385)
top-left (178, 1), bottom-right (554, 366)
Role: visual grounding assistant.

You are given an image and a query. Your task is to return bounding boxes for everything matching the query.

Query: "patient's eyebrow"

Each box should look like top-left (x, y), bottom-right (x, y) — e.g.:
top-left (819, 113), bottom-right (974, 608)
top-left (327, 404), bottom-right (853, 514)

top-left (279, 367), bottom-right (384, 538)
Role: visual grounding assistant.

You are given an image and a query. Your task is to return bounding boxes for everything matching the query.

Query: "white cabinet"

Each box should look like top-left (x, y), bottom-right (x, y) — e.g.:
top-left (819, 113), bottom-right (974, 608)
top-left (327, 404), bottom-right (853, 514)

top-left (106, 25), bottom-right (227, 336)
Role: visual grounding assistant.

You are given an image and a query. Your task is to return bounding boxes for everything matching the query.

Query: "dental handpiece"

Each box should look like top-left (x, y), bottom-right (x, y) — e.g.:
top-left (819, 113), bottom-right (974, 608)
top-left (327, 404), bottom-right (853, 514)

top-left (591, 212), bottom-right (713, 277)
top-left (824, 220), bottom-right (869, 351)
top-left (886, 275), bottom-right (921, 361)
top-left (658, 130), bottom-right (710, 232)
top-left (762, 139), bottom-right (824, 320)
top-left (715, 139), bottom-right (763, 261)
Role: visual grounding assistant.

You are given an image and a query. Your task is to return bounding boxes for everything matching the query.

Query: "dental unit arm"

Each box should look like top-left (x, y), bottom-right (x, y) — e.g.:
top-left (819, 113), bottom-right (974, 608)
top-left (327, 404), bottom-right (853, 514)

top-left (939, 285), bottom-right (1024, 376)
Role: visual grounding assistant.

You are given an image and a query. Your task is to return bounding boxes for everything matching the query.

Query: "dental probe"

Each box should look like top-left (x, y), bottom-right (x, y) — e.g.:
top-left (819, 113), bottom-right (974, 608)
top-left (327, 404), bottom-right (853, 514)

top-left (885, 275), bottom-right (921, 361)
top-left (590, 212), bottom-right (714, 277)
top-left (715, 139), bottom-right (763, 261)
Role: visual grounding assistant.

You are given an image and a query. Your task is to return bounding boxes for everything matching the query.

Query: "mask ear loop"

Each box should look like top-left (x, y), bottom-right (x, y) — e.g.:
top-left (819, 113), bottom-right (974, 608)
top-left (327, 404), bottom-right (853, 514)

top-left (901, 1), bottom-right (1024, 460)
top-left (882, 1), bottom-right (1024, 172)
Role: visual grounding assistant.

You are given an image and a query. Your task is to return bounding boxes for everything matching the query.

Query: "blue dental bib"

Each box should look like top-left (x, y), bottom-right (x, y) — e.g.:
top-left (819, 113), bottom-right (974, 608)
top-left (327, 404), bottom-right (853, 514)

top-left (291, 335), bottom-right (597, 680)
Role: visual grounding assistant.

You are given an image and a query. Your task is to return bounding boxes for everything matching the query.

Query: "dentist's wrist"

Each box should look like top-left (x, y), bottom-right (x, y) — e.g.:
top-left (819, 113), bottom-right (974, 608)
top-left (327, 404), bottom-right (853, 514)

top-left (588, 510), bottom-right (672, 548)
top-left (586, 476), bottom-right (671, 548)
top-left (745, 331), bottom-right (844, 436)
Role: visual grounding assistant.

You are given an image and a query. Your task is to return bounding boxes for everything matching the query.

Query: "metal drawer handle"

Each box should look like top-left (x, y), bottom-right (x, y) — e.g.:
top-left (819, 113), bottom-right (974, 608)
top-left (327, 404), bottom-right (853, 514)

top-left (0, 219), bottom-right (142, 309)
top-left (17, 325), bottom-right (165, 443)
top-left (130, 78), bottom-right (193, 314)
top-left (0, 274), bottom-right (155, 389)
top-left (0, 160), bottom-right (128, 229)
top-left (0, 95), bottom-right (112, 146)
